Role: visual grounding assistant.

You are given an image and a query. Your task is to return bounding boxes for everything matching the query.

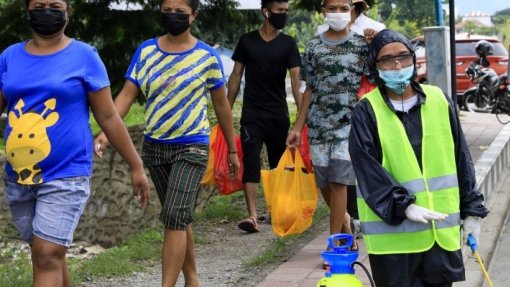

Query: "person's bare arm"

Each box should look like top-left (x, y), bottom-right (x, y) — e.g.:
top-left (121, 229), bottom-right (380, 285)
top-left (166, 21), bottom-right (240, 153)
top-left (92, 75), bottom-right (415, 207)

top-left (289, 67), bottom-right (302, 110)
top-left (89, 86), bottom-right (149, 207)
top-left (227, 61), bottom-right (245, 108)
top-left (94, 81), bottom-right (138, 157)
top-left (211, 86), bottom-right (240, 176)
top-left (286, 86), bottom-right (313, 148)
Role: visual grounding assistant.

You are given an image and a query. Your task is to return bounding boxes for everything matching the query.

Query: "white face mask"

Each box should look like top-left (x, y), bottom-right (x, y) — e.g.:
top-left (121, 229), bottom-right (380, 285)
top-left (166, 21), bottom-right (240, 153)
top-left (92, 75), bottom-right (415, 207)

top-left (325, 12), bottom-right (351, 31)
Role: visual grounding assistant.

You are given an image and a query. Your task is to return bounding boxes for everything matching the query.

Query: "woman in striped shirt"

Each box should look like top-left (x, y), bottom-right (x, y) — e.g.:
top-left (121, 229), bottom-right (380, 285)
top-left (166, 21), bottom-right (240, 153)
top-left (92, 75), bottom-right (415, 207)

top-left (94, 0), bottom-right (240, 286)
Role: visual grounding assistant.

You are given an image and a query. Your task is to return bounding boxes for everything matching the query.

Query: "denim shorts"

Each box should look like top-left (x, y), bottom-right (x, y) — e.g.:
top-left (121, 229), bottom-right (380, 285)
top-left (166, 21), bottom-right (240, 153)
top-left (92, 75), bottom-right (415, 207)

top-left (5, 176), bottom-right (90, 247)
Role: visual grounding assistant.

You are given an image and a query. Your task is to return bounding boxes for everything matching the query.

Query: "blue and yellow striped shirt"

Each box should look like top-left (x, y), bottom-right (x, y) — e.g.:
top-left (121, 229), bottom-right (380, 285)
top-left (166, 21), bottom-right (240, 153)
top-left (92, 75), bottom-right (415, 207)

top-left (126, 38), bottom-right (225, 144)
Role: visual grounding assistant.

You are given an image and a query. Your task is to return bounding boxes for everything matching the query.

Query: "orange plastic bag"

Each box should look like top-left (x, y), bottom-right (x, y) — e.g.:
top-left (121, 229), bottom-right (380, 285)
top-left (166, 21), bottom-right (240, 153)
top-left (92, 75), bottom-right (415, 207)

top-left (200, 125), bottom-right (218, 185)
top-left (299, 125), bottom-right (313, 173)
top-left (261, 149), bottom-right (318, 237)
top-left (357, 75), bottom-right (377, 99)
top-left (214, 127), bottom-right (244, 195)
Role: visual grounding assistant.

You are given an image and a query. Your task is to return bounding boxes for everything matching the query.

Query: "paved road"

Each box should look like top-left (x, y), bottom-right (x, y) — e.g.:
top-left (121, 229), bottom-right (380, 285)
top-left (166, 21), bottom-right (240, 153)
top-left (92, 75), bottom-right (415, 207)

top-left (484, 173), bottom-right (510, 287)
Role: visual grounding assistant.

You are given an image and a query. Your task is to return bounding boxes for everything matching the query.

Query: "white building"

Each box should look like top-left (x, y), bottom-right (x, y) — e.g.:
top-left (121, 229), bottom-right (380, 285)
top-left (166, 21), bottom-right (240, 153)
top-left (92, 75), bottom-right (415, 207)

top-left (462, 11), bottom-right (493, 27)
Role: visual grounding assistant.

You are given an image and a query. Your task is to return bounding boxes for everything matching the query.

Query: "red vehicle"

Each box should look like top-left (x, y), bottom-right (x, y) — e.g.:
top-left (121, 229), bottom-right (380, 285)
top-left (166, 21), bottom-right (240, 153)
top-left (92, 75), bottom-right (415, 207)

top-left (412, 34), bottom-right (509, 106)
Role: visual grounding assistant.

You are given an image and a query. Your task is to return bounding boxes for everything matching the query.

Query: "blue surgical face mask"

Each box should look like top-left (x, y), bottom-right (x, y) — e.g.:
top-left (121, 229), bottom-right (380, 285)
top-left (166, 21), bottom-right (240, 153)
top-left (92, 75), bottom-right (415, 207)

top-left (377, 65), bottom-right (414, 95)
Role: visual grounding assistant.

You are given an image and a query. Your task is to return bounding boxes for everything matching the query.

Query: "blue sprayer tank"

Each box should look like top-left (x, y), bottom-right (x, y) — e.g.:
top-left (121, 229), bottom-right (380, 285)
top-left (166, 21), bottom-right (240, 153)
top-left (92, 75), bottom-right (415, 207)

top-left (316, 233), bottom-right (363, 287)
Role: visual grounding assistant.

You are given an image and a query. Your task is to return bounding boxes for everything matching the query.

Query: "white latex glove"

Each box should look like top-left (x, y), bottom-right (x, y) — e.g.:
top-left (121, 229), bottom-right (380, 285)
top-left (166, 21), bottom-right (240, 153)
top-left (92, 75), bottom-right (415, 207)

top-left (404, 204), bottom-right (448, 224)
top-left (463, 216), bottom-right (481, 247)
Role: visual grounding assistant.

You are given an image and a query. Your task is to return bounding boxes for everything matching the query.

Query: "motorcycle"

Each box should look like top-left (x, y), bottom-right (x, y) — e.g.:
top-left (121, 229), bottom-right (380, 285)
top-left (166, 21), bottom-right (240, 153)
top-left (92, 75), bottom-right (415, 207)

top-left (462, 57), bottom-right (508, 113)
top-left (492, 81), bottom-right (510, 124)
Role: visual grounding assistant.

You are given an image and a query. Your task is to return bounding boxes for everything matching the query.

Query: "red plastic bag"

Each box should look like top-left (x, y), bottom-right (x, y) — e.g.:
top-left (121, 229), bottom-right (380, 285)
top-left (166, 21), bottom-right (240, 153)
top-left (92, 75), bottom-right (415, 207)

top-left (299, 125), bottom-right (313, 173)
top-left (214, 127), bottom-right (244, 195)
top-left (357, 75), bottom-right (377, 99)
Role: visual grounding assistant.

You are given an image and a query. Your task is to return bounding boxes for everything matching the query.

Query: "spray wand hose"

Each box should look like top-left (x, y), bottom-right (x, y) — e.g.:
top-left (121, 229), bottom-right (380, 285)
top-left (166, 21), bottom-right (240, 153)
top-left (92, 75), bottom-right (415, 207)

top-left (467, 234), bottom-right (494, 287)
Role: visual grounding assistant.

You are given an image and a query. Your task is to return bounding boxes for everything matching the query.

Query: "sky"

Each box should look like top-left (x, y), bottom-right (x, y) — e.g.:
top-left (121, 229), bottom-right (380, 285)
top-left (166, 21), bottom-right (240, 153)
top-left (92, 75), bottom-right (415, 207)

top-left (455, 0), bottom-right (510, 16)
top-left (236, 0), bottom-right (259, 10)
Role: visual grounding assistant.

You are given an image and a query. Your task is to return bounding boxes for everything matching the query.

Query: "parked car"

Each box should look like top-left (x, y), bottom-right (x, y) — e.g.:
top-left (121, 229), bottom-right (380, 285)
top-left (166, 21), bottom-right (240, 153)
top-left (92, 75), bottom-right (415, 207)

top-left (411, 34), bottom-right (509, 107)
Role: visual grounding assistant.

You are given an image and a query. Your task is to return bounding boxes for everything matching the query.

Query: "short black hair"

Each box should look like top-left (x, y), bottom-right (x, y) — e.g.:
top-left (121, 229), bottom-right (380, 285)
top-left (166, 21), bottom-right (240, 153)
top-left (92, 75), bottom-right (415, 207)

top-left (261, 0), bottom-right (288, 9)
top-left (159, 0), bottom-right (200, 12)
top-left (353, 2), bottom-right (365, 16)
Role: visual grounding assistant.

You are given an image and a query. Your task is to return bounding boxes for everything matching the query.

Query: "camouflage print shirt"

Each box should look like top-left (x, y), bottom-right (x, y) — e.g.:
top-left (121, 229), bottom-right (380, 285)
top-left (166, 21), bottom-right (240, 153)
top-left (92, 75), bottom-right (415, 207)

top-left (304, 31), bottom-right (368, 144)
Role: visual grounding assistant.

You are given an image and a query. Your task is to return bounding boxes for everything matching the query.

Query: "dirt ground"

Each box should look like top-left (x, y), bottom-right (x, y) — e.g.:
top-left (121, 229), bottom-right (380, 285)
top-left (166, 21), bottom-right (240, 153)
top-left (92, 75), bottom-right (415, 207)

top-left (81, 211), bottom-right (329, 287)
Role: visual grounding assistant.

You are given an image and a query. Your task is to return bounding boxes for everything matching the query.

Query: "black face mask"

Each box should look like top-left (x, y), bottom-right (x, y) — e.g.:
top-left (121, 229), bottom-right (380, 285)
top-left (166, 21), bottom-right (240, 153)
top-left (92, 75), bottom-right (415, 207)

top-left (267, 12), bottom-right (288, 30)
top-left (160, 12), bottom-right (190, 36)
top-left (28, 8), bottom-right (67, 36)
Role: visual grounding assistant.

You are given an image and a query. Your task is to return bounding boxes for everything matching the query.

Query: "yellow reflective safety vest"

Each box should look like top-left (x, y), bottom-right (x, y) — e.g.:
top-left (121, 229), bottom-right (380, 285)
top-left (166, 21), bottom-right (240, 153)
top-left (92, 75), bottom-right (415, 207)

top-left (358, 84), bottom-right (461, 255)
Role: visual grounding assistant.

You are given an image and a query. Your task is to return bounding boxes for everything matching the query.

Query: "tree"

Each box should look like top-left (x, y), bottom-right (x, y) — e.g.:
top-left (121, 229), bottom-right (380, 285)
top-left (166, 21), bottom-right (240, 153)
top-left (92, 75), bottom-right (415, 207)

top-left (493, 8), bottom-right (510, 26)
top-left (283, 10), bottom-right (324, 53)
top-left (493, 8), bottom-right (510, 47)
top-left (193, 0), bottom-right (260, 48)
top-left (379, 0), bottom-right (436, 37)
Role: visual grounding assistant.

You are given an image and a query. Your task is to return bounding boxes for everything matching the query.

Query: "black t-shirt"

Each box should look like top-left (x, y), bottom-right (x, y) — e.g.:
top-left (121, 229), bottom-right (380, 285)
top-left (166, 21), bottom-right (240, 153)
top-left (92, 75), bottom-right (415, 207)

top-left (232, 30), bottom-right (301, 120)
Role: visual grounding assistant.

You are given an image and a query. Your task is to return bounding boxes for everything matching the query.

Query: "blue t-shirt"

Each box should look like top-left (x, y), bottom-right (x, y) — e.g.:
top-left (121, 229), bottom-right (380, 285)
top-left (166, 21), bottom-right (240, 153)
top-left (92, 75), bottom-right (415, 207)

top-left (0, 39), bottom-right (110, 185)
top-left (126, 38), bottom-right (225, 145)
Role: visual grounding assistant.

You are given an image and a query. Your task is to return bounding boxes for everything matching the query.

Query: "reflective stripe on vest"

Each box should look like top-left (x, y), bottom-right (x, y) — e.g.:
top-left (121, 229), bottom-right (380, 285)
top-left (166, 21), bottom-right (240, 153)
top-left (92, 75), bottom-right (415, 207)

top-left (356, 174), bottom-right (458, 196)
top-left (359, 85), bottom-right (461, 255)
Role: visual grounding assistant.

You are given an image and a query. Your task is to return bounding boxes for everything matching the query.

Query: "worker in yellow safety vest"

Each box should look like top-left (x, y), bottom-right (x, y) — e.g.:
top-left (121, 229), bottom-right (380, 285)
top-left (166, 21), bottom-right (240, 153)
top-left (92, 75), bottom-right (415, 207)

top-left (348, 29), bottom-right (489, 287)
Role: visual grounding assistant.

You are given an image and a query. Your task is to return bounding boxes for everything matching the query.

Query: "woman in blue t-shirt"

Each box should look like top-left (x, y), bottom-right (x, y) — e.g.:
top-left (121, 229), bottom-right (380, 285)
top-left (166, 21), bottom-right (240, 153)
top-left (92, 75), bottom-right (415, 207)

top-left (94, 0), bottom-right (240, 286)
top-left (0, 0), bottom-right (150, 285)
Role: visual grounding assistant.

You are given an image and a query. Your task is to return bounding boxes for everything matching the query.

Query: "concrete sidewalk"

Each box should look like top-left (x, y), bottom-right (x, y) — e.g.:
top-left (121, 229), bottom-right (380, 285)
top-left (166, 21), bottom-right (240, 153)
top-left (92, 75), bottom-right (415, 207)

top-left (256, 111), bottom-right (510, 287)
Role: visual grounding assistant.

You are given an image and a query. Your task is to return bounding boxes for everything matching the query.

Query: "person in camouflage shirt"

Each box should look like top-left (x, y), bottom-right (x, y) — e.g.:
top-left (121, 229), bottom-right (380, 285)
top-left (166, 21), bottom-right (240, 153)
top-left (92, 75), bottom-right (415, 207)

top-left (287, 0), bottom-right (371, 250)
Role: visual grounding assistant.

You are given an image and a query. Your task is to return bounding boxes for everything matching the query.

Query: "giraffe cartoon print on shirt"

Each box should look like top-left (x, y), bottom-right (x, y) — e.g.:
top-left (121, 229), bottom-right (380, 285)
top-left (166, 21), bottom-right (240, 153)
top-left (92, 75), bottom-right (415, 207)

top-left (6, 98), bottom-right (59, 184)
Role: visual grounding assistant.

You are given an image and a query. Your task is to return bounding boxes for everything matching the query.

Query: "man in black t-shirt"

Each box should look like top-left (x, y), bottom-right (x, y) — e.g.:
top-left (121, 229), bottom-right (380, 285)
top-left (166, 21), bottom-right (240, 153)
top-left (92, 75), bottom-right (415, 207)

top-left (227, 0), bottom-right (302, 233)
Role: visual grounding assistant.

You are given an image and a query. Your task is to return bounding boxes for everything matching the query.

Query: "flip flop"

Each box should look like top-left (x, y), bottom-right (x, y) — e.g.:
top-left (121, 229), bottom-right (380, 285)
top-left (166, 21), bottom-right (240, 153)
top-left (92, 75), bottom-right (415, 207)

top-left (237, 217), bottom-right (259, 233)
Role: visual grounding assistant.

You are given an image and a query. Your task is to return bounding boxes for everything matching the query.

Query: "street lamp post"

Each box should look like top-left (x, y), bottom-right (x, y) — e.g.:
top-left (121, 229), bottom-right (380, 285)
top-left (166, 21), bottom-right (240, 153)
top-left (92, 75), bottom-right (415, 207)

top-left (435, 0), bottom-right (458, 109)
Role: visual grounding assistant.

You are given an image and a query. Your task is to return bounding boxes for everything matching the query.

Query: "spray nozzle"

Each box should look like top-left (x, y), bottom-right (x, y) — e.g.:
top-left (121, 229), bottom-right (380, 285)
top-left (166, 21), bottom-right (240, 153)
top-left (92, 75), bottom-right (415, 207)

top-left (467, 233), bottom-right (477, 252)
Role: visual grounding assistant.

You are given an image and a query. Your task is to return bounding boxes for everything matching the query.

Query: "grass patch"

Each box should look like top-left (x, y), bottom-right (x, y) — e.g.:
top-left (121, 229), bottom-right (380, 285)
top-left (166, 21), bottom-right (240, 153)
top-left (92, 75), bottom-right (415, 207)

top-left (195, 191), bottom-right (247, 222)
top-left (0, 252), bottom-right (33, 287)
top-left (0, 225), bottom-right (33, 287)
top-left (69, 228), bottom-right (163, 283)
top-left (0, 228), bottom-right (163, 286)
top-left (246, 236), bottom-right (294, 267)
top-left (0, 223), bottom-right (19, 242)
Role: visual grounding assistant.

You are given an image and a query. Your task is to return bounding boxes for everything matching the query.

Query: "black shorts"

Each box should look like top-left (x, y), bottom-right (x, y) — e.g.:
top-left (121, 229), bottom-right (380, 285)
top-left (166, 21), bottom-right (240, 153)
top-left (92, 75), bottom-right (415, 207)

top-left (240, 117), bottom-right (290, 183)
